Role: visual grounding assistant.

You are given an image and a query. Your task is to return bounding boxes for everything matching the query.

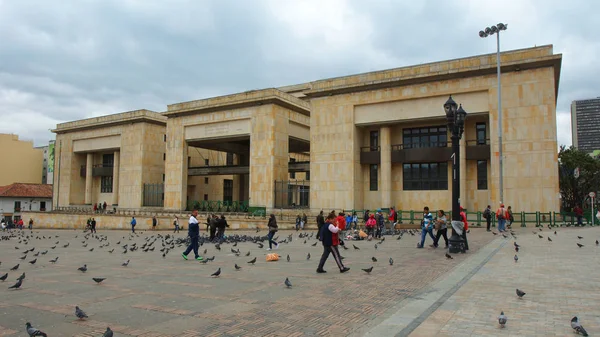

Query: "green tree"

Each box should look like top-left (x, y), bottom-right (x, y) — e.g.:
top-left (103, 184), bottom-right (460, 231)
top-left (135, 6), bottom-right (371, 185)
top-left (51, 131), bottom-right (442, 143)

top-left (558, 145), bottom-right (600, 211)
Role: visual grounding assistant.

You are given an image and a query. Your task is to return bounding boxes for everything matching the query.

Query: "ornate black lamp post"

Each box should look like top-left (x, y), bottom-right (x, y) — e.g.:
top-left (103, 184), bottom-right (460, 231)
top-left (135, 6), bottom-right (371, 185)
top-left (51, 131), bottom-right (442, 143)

top-left (444, 95), bottom-right (467, 253)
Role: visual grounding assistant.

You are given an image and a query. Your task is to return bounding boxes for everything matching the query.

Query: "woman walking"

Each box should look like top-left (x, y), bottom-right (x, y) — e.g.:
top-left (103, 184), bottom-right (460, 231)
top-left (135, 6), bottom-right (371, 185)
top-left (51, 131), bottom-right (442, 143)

top-left (432, 210), bottom-right (448, 248)
top-left (267, 214), bottom-right (279, 251)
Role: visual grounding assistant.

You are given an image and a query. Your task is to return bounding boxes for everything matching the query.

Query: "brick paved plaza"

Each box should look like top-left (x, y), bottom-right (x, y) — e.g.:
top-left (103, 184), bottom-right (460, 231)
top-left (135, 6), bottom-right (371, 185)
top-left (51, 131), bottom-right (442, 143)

top-left (0, 226), bottom-right (597, 336)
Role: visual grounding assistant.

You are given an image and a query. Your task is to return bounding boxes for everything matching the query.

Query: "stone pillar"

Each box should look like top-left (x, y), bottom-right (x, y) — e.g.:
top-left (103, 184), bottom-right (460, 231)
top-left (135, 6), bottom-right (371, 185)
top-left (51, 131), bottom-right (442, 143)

top-left (112, 151), bottom-right (120, 205)
top-left (380, 126), bottom-right (392, 208)
top-left (249, 105), bottom-right (289, 209)
top-left (164, 120), bottom-right (188, 210)
top-left (85, 153), bottom-right (93, 205)
top-left (237, 154), bottom-right (249, 201)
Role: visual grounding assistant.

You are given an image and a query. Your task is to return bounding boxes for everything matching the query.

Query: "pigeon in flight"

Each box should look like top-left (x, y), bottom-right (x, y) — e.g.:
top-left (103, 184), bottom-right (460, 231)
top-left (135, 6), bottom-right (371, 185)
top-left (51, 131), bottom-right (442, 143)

top-left (92, 278), bottom-right (106, 284)
top-left (25, 322), bottom-right (48, 337)
top-left (284, 277), bottom-right (292, 288)
top-left (211, 268), bottom-right (221, 277)
top-left (571, 316), bottom-right (589, 336)
top-left (498, 311), bottom-right (507, 328)
top-left (516, 289), bottom-right (526, 298)
top-left (362, 266), bottom-right (373, 274)
top-left (78, 264), bottom-right (87, 272)
top-left (75, 306), bottom-right (88, 320)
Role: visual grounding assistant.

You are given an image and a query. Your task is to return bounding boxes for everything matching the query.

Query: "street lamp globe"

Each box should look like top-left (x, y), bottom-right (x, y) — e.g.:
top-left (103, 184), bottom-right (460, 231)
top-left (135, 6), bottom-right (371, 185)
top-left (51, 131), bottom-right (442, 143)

top-left (456, 104), bottom-right (467, 127)
top-left (444, 95), bottom-right (458, 115)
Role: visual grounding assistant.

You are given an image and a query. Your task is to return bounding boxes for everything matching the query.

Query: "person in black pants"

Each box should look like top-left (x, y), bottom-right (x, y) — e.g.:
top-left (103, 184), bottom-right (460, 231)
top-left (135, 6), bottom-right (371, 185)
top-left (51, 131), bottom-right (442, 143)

top-left (267, 214), bottom-right (279, 250)
top-left (216, 215), bottom-right (228, 241)
top-left (90, 218), bottom-right (97, 233)
top-left (484, 205), bottom-right (492, 232)
top-left (316, 211), bottom-right (325, 240)
top-left (182, 209), bottom-right (203, 261)
top-left (432, 210), bottom-right (448, 248)
top-left (317, 213), bottom-right (350, 273)
top-left (208, 215), bottom-right (218, 241)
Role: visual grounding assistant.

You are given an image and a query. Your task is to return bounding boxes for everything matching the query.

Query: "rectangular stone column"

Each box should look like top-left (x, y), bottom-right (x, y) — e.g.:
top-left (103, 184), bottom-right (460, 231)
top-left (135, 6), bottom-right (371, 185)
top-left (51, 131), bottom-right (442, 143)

top-left (112, 151), bottom-right (120, 205)
top-left (249, 105), bottom-right (289, 209)
top-left (380, 126), bottom-right (392, 208)
top-left (85, 153), bottom-right (93, 205)
top-left (164, 120), bottom-right (188, 210)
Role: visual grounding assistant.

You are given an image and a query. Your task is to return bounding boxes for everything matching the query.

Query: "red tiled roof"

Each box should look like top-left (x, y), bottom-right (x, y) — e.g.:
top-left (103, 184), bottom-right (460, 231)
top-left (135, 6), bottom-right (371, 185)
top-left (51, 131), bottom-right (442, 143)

top-left (0, 183), bottom-right (53, 198)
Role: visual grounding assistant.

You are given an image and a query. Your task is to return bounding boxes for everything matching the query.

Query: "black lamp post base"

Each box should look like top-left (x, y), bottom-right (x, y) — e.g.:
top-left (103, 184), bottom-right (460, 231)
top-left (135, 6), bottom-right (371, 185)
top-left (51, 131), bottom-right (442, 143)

top-left (448, 221), bottom-right (465, 254)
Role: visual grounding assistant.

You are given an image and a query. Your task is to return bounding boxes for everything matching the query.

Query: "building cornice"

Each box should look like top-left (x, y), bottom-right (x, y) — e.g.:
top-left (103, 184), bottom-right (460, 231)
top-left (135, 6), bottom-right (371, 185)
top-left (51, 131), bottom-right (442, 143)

top-left (52, 109), bottom-right (166, 134)
top-left (164, 88), bottom-right (311, 118)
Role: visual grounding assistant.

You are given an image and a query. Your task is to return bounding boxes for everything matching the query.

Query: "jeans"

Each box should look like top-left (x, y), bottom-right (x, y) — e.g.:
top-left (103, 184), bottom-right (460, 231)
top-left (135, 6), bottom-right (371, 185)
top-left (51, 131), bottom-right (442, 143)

top-left (131, 225), bottom-right (135, 233)
top-left (419, 227), bottom-right (435, 247)
top-left (174, 225), bottom-right (179, 233)
top-left (577, 216), bottom-right (583, 226)
top-left (317, 245), bottom-right (345, 271)
top-left (183, 236), bottom-right (199, 258)
top-left (498, 219), bottom-right (506, 232)
top-left (434, 228), bottom-right (448, 247)
top-left (486, 218), bottom-right (491, 231)
top-left (267, 231), bottom-right (277, 249)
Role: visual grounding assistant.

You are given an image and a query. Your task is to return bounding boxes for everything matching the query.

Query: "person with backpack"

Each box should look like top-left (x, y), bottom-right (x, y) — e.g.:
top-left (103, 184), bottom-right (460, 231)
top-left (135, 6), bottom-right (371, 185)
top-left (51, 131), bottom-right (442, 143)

top-left (496, 204), bottom-right (508, 232)
top-left (483, 205), bottom-right (492, 232)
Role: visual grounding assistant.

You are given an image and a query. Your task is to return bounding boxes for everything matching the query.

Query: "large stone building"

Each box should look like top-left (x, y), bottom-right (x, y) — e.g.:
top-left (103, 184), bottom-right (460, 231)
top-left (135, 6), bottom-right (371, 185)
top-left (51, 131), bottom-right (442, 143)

top-left (0, 134), bottom-right (44, 186)
top-left (52, 45), bottom-right (562, 215)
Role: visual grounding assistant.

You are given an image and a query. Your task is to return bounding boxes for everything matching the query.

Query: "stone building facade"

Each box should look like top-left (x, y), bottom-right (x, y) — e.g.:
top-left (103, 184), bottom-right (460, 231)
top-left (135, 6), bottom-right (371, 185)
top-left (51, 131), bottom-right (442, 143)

top-left (51, 45), bottom-right (562, 216)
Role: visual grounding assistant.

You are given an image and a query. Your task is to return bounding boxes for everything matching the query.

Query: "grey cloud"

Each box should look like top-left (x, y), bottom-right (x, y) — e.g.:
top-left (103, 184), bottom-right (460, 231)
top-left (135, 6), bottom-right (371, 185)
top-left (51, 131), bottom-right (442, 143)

top-left (0, 0), bottom-right (597, 147)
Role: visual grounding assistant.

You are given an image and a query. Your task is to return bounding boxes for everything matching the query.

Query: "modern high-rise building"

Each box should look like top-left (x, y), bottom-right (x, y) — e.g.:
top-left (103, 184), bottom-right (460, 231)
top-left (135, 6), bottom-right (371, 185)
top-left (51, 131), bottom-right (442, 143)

top-left (35, 140), bottom-right (55, 184)
top-left (571, 97), bottom-right (600, 153)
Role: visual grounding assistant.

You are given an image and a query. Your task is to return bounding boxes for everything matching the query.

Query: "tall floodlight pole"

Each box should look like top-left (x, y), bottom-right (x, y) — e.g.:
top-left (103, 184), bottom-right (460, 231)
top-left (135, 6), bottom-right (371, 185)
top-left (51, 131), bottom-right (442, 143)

top-left (479, 23), bottom-right (507, 204)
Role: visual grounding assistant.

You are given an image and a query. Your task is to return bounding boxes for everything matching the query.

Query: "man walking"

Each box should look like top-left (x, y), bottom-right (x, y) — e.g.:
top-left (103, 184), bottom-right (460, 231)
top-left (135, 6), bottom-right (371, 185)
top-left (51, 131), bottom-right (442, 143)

top-left (483, 205), bottom-right (492, 232)
top-left (152, 216), bottom-right (157, 231)
top-left (316, 213), bottom-right (350, 274)
top-left (130, 217), bottom-right (136, 233)
top-left (182, 209), bottom-right (203, 261)
top-left (496, 204), bottom-right (508, 232)
top-left (91, 218), bottom-right (97, 233)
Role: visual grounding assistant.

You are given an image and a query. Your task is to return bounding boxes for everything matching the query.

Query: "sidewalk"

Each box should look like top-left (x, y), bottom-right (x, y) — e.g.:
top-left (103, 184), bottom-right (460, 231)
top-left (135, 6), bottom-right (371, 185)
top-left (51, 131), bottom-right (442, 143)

top-left (363, 227), bottom-right (600, 337)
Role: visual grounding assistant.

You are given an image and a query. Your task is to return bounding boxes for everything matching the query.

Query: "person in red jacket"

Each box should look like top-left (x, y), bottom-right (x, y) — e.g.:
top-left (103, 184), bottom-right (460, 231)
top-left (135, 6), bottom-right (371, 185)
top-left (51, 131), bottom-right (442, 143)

top-left (460, 206), bottom-right (469, 251)
top-left (335, 212), bottom-right (347, 241)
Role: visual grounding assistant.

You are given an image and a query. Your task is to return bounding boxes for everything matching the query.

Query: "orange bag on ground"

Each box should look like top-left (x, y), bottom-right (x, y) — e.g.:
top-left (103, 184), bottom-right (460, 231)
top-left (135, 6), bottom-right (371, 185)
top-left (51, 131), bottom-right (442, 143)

top-left (266, 253), bottom-right (279, 261)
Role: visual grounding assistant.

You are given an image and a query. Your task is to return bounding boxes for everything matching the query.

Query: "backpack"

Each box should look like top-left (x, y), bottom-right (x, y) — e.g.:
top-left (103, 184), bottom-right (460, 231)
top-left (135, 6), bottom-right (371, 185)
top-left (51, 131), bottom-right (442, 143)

top-left (497, 210), bottom-right (505, 220)
top-left (483, 208), bottom-right (490, 219)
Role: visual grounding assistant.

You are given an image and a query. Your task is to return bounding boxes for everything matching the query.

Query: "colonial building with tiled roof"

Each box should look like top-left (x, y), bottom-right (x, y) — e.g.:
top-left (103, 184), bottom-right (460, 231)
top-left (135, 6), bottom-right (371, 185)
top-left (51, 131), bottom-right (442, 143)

top-left (0, 183), bottom-right (52, 224)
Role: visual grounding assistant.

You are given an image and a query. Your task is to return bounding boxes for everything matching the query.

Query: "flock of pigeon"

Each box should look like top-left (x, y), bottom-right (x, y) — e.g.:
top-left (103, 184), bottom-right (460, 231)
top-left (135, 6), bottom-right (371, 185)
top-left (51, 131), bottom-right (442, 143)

top-left (1, 224), bottom-right (595, 336)
top-left (493, 225), bottom-right (592, 336)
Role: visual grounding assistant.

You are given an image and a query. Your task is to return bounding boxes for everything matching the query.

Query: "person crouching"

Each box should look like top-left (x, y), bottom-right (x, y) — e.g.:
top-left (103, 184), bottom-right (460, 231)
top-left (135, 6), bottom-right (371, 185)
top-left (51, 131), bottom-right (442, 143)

top-left (317, 213), bottom-right (350, 274)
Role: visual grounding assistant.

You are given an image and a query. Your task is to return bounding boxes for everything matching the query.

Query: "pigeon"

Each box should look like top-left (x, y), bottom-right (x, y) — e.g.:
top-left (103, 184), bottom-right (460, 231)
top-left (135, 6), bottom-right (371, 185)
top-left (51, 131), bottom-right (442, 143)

top-left (554, 231), bottom-right (557, 235)
top-left (514, 255), bottom-right (518, 263)
top-left (389, 257), bottom-right (394, 266)
top-left (50, 257), bottom-right (58, 263)
top-left (371, 257), bottom-right (377, 262)
top-left (29, 259), bottom-right (37, 265)
top-left (362, 266), bottom-right (373, 274)
top-left (20, 255), bottom-right (28, 260)
top-left (597, 240), bottom-right (599, 246)
top-left (284, 277), bottom-right (292, 288)
top-left (287, 254), bottom-right (290, 262)
top-left (0, 273), bottom-right (7, 281)
top-left (9, 278), bottom-right (23, 289)
top-left (122, 260), bottom-right (130, 267)
top-left (514, 242), bottom-right (520, 248)
top-left (235, 264), bottom-right (241, 270)
top-left (374, 244), bottom-right (378, 250)
top-left (538, 234), bottom-right (543, 239)
top-left (547, 237), bottom-right (552, 242)
top-left (307, 253), bottom-right (311, 260)
top-left (311, 241), bottom-right (317, 246)
top-left (211, 268), bottom-right (221, 277)
top-left (257, 243), bottom-right (264, 249)
top-left (515, 246), bottom-right (519, 253)
top-left (33, 252), bottom-right (39, 257)
top-left (17, 272), bottom-right (25, 281)
top-left (78, 264), bottom-right (88, 272)
top-left (245, 251), bottom-right (251, 256)
top-left (92, 278), bottom-right (106, 284)
top-left (108, 249), bottom-right (114, 253)
top-left (89, 248), bottom-right (94, 252)
top-left (571, 316), bottom-right (589, 336)
top-left (10, 264), bottom-right (19, 271)
top-left (445, 253), bottom-right (453, 259)
top-left (353, 244), bottom-right (360, 250)
top-left (26, 322), bottom-right (48, 337)
top-left (516, 288), bottom-right (526, 298)
top-left (492, 231), bottom-right (498, 235)
top-left (578, 236), bottom-right (583, 240)
top-left (498, 311), bottom-right (507, 328)
top-left (342, 244), bottom-right (348, 250)
top-left (577, 243), bottom-right (584, 248)
top-left (247, 257), bottom-right (256, 264)
top-left (75, 306), bottom-right (88, 320)
top-left (103, 327), bottom-right (114, 337)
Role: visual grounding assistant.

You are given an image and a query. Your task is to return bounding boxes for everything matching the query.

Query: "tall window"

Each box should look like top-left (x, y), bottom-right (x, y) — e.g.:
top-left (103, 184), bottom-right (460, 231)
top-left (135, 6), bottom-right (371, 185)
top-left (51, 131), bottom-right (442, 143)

top-left (370, 131), bottom-right (379, 150)
top-left (205, 159), bottom-right (209, 166)
top-left (101, 176), bottom-right (113, 193)
top-left (102, 154), bottom-right (114, 167)
top-left (14, 201), bottom-right (21, 211)
top-left (290, 158), bottom-right (296, 179)
top-left (403, 162), bottom-right (448, 190)
top-left (402, 126), bottom-right (447, 149)
top-left (476, 123), bottom-right (487, 145)
top-left (204, 194), bottom-right (208, 201)
top-left (306, 171), bottom-right (310, 181)
top-left (477, 160), bottom-right (488, 190)
top-left (40, 201), bottom-right (46, 211)
top-left (370, 164), bottom-right (378, 191)
top-left (223, 179), bottom-right (233, 203)
top-left (205, 177), bottom-right (209, 184)
top-left (226, 153), bottom-right (234, 166)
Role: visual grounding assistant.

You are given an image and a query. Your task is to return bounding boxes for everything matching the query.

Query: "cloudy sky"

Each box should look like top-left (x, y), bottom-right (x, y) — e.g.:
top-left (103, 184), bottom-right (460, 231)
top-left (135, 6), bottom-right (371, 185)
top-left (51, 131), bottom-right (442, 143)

top-left (0, 0), bottom-right (598, 147)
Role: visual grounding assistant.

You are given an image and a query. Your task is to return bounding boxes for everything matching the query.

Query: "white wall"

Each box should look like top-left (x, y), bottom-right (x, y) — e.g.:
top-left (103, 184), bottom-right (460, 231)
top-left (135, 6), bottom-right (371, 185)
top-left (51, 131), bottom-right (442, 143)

top-left (0, 197), bottom-right (53, 220)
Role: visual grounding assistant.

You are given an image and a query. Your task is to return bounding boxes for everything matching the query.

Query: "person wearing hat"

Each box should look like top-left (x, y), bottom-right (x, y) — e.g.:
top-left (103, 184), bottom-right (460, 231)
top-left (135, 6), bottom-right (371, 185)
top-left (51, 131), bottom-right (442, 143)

top-left (496, 203), bottom-right (508, 232)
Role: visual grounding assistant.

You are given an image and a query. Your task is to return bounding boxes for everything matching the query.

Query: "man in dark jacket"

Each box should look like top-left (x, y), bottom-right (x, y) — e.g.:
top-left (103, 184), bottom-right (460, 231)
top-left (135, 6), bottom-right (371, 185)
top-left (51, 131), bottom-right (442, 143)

top-left (182, 209), bottom-right (203, 261)
top-left (316, 211), bottom-right (325, 240)
top-left (208, 215), bottom-right (218, 241)
top-left (216, 215), bottom-right (228, 240)
top-left (317, 213), bottom-right (350, 274)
